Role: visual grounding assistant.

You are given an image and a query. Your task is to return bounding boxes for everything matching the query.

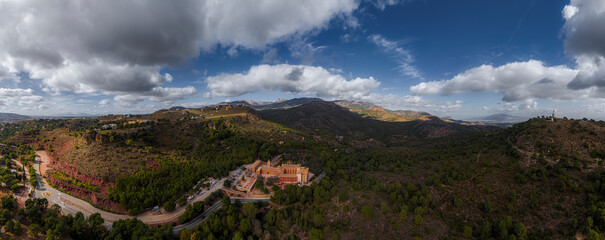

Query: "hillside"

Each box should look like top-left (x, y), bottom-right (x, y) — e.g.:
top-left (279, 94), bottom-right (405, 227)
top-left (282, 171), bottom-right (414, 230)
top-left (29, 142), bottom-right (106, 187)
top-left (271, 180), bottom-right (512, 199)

top-left (334, 100), bottom-right (432, 122)
top-left (260, 100), bottom-right (498, 145)
top-left (1, 106), bottom-right (327, 213)
top-left (0, 112), bottom-right (29, 123)
top-left (3, 105), bottom-right (605, 239)
top-left (173, 116), bottom-right (605, 240)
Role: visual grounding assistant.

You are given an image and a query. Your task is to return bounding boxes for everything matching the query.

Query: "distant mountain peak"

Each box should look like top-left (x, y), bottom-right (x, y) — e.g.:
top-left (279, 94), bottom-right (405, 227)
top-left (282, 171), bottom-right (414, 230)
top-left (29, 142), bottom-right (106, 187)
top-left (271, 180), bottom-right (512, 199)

top-left (473, 113), bottom-right (528, 123)
top-left (0, 112), bottom-right (29, 123)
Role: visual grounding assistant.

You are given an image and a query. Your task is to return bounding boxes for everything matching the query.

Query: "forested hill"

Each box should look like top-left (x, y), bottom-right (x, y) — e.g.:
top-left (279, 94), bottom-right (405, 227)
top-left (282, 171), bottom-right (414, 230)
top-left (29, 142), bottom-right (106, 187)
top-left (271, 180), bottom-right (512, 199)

top-left (260, 100), bottom-right (499, 145)
top-left (334, 100), bottom-right (432, 122)
top-left (0, 105), bottom-right (331, 214)
top-left (3, 105), bottom-right (605, 239)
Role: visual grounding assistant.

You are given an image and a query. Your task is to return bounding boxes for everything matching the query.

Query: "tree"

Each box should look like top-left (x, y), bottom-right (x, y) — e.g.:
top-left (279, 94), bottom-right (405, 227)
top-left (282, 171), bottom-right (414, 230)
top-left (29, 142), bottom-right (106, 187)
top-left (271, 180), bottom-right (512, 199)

top-left (242, 202), bottom-right (256, 219)
top-left (1, 196), bottom-right (17, 210)
top-left (232, 232), bottom-right (244, 240)
top-left (515, 222), bottom-right (527, 240)
top-left (70, 212), bottom-right (88, 239)
top-left (313, 213), bottom-right (325, 228)
top-left (463, 225), bottom-right (472, 238)
top-left (239, 218), bottom-right (252, 234)
top-left (7, 220), bottom-right (23, 235)
top-left (380, 202), bottom-right (389, 215)
top-left (361, 204), bottom-right (373, 219)
top-left (29, 223), bottom-right (42, 237)
top-left (177, 196), bottom-right (186, 206)
top-left (414, 214), bottom-right (423, 225)
top-left (88, 213), bottom-right (106, 239)
top-left (588, 229), bottom-right (600, 240)
top-left (163, 201), bottom-right (175, 212)
top-left (0, 208), bottom-right (13, 225)
top-left (309, 228), bottom-right (323, 240)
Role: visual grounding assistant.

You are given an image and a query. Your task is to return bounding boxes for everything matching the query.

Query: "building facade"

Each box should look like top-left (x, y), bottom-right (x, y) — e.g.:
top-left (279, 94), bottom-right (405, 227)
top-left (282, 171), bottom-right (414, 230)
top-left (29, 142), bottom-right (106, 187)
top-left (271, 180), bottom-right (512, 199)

top-left (250, 160), bottom-right (310, 185)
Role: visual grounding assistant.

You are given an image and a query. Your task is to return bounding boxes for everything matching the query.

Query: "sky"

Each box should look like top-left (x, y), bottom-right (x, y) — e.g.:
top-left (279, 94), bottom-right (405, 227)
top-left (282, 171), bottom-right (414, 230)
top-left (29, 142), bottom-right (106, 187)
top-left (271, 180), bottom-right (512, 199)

top-left (1, 0), bottom-right (605, 120)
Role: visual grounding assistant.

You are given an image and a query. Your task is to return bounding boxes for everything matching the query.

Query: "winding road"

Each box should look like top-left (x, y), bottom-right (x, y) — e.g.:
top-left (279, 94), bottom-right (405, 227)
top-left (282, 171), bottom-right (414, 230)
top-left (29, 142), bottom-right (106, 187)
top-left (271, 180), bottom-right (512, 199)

top-left (172, 197), bottom-right (270, 234)
top-left (30, 151), bottom-right (269, 230)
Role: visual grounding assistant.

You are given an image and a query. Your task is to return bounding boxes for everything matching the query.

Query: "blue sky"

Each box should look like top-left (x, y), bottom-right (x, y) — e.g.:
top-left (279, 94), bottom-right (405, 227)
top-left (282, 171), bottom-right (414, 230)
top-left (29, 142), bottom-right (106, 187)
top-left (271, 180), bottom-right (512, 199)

top-left (1, 0), bottom-right (605, 119)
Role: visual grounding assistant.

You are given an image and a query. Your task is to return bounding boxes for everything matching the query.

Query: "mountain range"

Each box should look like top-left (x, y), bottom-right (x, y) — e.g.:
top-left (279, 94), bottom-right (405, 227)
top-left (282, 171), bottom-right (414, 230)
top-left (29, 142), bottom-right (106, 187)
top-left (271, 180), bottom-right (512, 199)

top-left (0, 112), bottom-right (29, 123)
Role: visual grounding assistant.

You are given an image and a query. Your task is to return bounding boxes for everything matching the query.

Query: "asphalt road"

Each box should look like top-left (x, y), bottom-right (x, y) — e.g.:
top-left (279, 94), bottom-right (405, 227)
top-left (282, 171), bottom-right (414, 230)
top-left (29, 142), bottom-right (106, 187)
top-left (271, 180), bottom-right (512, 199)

top-left (172, 198), bottom-right (270, 234)
top-left (30, 151), bottom-right (269, 229)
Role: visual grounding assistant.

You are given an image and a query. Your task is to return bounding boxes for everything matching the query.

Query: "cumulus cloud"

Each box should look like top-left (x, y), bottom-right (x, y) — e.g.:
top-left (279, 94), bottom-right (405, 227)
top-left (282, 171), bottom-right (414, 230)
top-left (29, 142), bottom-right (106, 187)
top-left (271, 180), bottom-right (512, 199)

top-left (411, 60), bottom-right (582, 102)
top-left (113, 86), bottom-right (197, 107)
top-left (563, 0), bottom-right (605, 58)
top-left (40, 62), bottom-right (173, 94)
top-left (0, 66), bottom-right (18, 82)
top-left (368, 34), bottom-right (422, 79)
top-left (18, 95), bottom-right (44, 105)
top-left (206, 64), bottom-right (463, 113)
top-left (410, 0), bottom-right (605, 104)
top-left (207, 64), bottom-right (380, 99)
top-left (499, 99), bottom-right (539, 112)
top-left (0, 88), bottom-right (43, 107)
top-left (562, 0), bottom-right (605, 95)
top-left (98, 99), bottom-right (111, 106)
top-left (0, 0), bottom-right (360, 104)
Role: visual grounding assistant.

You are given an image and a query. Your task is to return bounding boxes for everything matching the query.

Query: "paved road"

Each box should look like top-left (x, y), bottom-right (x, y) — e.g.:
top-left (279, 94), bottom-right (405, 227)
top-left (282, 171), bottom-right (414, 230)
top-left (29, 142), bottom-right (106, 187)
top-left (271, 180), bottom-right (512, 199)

top-left (315, 171), bottom-right (326, 183)
top-left (172, 198), bottom-right (270, 234)
top-left (32, 151), bottom-right (261, 229)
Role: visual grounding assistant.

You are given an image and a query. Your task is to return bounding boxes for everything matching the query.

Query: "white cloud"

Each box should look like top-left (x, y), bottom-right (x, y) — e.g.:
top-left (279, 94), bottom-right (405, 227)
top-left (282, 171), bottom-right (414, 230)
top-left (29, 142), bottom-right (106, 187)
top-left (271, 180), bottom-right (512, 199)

top-left (563, 5), bottom-right (579, 20)
top-left (206, 64), bottom-right (380, 99)
top-left (113, 95), bottom-right (144, 107)
top-left (113, 86), bottom-right (197, 107)
top-left (206, 63), bottom-right (463, 113)
top-left (36, 104), bottom-right (49, 111)
top-left (0, 88), bottom-right (43, 107)
top-left (410, 0), bottom-right (605, 106)
top-left (368, 34), bottom-right (422, 79)
top-left (98, 99), bottom-right (111, 106)
top-left (0, 66), bottom-right (18, 82)
top-left (411, 60), bottom-right (582, 102)
top-left (498, 99), bottom-right (538, 112)
top-left (0, 0), bottom-right (360, 104)
top-left (18, 95), bottom-right (44, 105)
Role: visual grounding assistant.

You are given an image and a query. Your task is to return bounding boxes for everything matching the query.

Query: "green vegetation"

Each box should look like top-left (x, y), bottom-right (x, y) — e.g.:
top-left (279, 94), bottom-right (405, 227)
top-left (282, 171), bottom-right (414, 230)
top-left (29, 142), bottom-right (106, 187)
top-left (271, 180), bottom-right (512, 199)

top-left (28, 166), bottom-right (37, 187)
top-left (4, 104), bottom-right (605, 239)
top-left (53, 171), bottom-right (99, 192)
top-left (0, 196), bottom-right (172, 239)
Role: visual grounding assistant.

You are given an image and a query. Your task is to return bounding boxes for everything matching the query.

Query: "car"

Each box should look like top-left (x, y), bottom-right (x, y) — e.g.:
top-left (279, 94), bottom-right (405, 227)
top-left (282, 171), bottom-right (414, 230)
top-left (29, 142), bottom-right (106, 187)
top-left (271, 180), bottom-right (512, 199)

top-left (188, 195), bottom-right (194, 200)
